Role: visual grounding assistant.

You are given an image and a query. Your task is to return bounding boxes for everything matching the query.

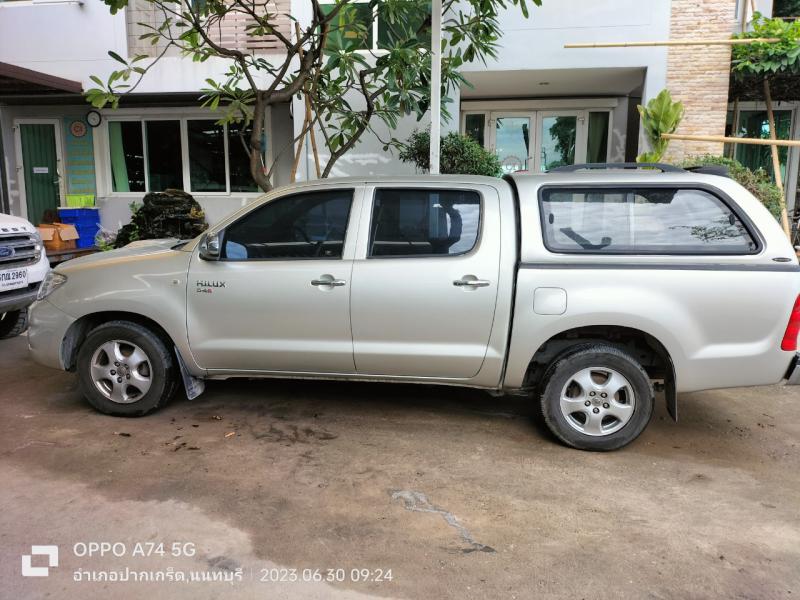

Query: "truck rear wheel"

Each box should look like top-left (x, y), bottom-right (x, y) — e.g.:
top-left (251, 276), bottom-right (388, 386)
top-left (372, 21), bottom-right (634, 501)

top-left (76, 320), bottom-right (178, 417)
top-left (0, 309), bottom-right (28, 339)
top-left (539, 344), bottom-right (654, 451)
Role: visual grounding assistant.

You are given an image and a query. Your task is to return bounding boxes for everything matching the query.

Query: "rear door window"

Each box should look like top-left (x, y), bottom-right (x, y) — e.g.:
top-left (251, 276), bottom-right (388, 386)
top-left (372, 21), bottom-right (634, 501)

top-left (539, 187), bottom-right (758, 254)
top-left (369, 188), bottom-right (481, 257)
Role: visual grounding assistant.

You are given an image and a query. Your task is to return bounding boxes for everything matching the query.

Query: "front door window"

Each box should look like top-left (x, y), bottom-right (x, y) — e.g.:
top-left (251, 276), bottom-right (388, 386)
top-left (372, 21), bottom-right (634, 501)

top-left (222, 189), bottom-right (352, 260)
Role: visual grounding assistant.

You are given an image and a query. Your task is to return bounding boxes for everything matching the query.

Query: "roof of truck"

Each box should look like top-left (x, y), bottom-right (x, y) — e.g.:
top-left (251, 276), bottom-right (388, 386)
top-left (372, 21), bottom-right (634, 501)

top-left (259, 168), bottom-right (743, 205)
top-left (507, 170), bottom-right (735, 187)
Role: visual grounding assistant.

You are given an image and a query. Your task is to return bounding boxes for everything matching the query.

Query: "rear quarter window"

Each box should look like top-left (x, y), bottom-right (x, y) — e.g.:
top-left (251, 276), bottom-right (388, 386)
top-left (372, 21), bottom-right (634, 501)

top-left (538, 187), bottom-right (759, 255)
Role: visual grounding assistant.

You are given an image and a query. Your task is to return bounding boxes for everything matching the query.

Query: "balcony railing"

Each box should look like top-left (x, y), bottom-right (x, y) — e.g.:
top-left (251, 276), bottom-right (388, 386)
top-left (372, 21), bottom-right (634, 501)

top-left (126, 0), bottom-right (291, 57)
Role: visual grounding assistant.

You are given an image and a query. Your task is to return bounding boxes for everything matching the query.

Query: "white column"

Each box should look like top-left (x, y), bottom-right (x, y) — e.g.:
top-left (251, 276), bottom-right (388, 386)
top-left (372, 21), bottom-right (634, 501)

top-left (429, 0), bottom-right (442, 175)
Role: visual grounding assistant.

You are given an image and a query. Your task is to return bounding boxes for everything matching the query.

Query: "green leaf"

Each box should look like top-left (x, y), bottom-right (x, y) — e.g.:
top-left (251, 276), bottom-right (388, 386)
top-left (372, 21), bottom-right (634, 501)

top-left (108, 50), bottom-right (128, 65)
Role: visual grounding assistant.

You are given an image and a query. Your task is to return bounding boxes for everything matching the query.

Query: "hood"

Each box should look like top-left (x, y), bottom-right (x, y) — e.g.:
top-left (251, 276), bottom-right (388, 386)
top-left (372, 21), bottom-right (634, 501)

top-left (57, 238), bottom-right (181, 270)
top-left (0, 213), bottom-right (36, 233)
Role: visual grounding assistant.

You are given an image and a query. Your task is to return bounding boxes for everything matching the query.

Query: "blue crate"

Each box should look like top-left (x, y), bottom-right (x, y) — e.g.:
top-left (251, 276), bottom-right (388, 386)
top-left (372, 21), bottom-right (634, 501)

top-left (58, 208), bottom-right (100, 227)
top-left (73, 222), bottom-right (99, 249)
top-left (58, 208), bottom-right (99, 219)
top-left (60, 216), bottom-right (99, 227)
top-left (74, 222), bottom-right (99, 233)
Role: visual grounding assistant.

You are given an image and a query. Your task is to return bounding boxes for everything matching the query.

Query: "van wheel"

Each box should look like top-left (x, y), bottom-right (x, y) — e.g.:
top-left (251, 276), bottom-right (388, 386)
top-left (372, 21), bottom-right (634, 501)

top-left (76, 320), bottom-right (178, 417)
top-left (0, 309), bottom-right (28, 339)
top-left (539, 344), bottom-right (654, 451)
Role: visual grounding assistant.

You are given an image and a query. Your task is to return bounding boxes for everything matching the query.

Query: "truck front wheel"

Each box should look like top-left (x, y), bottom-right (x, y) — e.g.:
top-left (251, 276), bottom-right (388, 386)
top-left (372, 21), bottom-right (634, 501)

top-left (539, 344), bottom-right (654, 451)
top-left (76, 320), bottom-right (179, 417)
top-left (0, 309), bottom-right (29, 339)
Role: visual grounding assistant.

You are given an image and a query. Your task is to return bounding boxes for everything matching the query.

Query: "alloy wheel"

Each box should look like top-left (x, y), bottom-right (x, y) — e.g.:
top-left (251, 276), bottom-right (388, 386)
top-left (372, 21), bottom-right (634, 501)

top-left (90, 340), bottom-right (153, 404)
top-left (559, 367), bottom-right (636, 436)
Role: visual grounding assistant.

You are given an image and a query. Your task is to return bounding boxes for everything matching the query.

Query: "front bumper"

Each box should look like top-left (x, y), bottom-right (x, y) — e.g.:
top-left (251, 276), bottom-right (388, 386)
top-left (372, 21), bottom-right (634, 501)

top-left (27, 299), bottom-right (76, 371)
top-left (784, 354), bottom-right (800, 385)
top-left (0, 283), bottom-right (39, 313)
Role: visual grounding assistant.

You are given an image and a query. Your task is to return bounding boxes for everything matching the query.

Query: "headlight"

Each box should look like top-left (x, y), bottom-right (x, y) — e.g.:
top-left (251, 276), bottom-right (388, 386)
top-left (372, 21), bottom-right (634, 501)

top-left (32, 231), bottom-right (43, 260)
top-left (37, 271), bottom-right (68, 301)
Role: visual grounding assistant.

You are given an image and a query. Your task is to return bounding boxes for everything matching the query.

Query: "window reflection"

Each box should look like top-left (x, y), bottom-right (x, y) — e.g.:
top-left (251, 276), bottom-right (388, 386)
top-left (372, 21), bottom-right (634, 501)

top-left (541, 188), bottom-right (756, 254)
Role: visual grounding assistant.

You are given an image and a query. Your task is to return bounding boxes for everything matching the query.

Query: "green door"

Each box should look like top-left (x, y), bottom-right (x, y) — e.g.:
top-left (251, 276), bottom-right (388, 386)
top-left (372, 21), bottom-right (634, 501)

top-left (20, 124), bottom-right (60, 224)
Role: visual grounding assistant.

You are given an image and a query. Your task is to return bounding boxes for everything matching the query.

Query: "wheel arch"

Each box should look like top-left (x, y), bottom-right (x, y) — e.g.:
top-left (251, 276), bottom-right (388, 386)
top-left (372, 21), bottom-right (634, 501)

top-left (523, 325), bottom-right (678, 421)
top-left (61, 311), bottom-right (177, 372)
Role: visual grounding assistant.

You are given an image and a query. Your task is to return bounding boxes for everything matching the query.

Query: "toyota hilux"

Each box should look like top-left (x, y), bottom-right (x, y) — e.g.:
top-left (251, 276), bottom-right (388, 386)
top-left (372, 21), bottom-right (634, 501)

top-left (27, 165), bottom-right (800, 450)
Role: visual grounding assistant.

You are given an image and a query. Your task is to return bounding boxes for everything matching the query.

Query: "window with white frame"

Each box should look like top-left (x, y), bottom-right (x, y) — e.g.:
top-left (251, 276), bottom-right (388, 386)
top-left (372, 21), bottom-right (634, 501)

top-left (107, 117), bottom-right (263, 194)
top-left (320, 0), bottom-right (431, 52)
top-left (460, 108), bottom-right (613, 170)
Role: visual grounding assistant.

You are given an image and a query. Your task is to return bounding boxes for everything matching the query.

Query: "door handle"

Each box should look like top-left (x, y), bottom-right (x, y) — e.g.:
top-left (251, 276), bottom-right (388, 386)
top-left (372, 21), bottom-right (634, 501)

top-left (311, 278), bottom-right (346, 287)
top-left (453, 278), bottom-right (490, 288)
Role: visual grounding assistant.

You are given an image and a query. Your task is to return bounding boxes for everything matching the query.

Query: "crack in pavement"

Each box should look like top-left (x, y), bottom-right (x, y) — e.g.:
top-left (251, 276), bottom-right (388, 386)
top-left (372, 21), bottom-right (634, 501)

top-left (390, 490), bottom-right (495, 554)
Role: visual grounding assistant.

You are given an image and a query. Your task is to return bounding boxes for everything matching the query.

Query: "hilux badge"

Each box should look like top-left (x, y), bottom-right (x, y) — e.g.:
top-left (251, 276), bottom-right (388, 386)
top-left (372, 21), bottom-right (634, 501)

top-left (196, 280), bottom-right (226, 293)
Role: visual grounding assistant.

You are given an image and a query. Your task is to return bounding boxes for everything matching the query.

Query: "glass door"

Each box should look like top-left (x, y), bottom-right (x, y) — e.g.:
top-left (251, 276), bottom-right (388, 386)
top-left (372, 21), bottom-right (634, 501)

top-left (535, 111), bottom-right (588, 172)
top-left (477, 109), bottom-right (609, 174)
top-left (490, 113), bottom-right (533, 174)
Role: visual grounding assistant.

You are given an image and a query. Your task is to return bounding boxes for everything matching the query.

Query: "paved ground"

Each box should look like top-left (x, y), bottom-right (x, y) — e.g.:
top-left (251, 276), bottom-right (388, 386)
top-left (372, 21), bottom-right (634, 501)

top-left (1, 333), bottom-right (799, 599)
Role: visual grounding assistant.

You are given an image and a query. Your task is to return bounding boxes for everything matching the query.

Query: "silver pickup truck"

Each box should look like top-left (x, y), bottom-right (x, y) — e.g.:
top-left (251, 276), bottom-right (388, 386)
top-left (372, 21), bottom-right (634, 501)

top-left (27, 166), bottom-right (800, 450)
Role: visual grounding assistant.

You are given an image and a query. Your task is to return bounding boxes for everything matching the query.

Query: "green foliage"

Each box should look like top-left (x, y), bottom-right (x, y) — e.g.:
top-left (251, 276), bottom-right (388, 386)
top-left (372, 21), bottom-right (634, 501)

top-left (89, 0), bottom-right (541, 187)
top-left (731, 13), bottom-right (800, 79)
top-left (680, 155), bottom-right (783, 220)
top-left (399, 130), bottom-right (502, 177)
top-left (636, 89), bottom-right (684, 163)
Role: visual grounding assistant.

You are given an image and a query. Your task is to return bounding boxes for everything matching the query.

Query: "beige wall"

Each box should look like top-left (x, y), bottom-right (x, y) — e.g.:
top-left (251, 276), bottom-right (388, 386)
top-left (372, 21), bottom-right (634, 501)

top-left (663, 0), bottom-right (738, 162)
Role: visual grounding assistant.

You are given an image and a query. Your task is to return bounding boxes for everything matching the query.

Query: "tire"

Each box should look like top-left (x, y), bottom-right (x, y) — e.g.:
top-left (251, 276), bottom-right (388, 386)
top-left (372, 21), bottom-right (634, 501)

top-left (539, 344), bottom-right (654, 451)
top-left (76, 320), bottom-right (179, 417)
top-left (0, 309), bottom-right (28, 339)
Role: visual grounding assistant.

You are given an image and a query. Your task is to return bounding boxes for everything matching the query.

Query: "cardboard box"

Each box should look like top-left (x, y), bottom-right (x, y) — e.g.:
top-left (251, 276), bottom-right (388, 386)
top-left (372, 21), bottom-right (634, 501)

top-left (38, 223), bottom-right (79, 252)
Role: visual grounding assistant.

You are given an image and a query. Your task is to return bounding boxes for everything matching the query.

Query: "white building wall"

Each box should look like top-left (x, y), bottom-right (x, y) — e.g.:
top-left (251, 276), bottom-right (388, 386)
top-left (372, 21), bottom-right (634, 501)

top-left (295, 0), bottom-right (673, 181)
top-left (1, 0), bottom-right (679, 224)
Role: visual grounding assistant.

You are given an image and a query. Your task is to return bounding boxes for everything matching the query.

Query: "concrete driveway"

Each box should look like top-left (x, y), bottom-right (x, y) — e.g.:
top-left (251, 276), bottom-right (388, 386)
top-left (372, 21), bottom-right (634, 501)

top-left (1, 333), bottom-right (798, 599)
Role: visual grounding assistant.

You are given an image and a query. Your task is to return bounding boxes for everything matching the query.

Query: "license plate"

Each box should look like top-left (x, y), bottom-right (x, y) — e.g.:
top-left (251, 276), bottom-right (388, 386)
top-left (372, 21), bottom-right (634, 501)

top-left (0, 268), bottom-right (28, 291)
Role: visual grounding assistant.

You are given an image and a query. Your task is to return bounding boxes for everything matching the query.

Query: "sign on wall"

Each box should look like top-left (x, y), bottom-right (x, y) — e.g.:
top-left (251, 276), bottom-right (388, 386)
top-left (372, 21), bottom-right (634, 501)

top-left (62, 117), bottom-right (97, 200)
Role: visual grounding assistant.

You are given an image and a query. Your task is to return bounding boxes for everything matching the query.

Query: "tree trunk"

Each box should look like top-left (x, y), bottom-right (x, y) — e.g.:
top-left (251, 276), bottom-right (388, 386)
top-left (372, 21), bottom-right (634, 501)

top-left (250, 93), bottom-right (272, 193)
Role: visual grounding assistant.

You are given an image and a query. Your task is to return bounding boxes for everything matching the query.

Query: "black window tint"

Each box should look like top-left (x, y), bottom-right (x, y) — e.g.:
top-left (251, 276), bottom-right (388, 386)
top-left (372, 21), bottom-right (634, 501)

top-left (540, 188), bottom-right (758, 254)
top-left (223, 189), bottom-right (352, 260)
top-left (369, 189), bottom-right (481, 257)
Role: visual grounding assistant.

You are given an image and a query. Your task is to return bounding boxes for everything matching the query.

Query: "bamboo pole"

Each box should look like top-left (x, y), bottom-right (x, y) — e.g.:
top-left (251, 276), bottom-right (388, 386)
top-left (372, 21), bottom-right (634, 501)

top-left (727, 98), bottom-right (740, 159)
top-left (763, 79), bottom-right (791, 236)
top-left (306, 93), bottom-right (321, 179)
top-left (289, 24), bottom-right (323, 182)
top-left (565, 38), bottom-right (780, 48)
top-left (289, 118), bottom-right (305, 183)
top-left (661, 133), bottom-right (800, 147)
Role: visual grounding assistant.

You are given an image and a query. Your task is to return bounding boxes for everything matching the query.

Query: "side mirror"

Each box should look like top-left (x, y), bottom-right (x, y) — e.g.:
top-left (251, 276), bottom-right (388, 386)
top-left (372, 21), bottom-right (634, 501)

top-left (199, 231), bottom-right (221, 261)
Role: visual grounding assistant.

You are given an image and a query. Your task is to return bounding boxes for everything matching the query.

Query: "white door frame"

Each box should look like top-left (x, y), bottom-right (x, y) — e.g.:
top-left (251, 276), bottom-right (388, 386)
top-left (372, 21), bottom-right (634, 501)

top-left (13, 118), bottom-right (66, 221)
top-left (468, 108), bottom-right (610, 173)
